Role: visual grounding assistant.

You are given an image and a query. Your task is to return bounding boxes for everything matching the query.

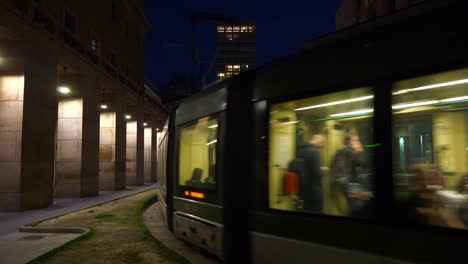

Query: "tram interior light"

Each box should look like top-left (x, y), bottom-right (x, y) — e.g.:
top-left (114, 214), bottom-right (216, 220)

top-left (440, 95), bottom-right (468, 103)
top-left (143, 122), bottom-right (147, 126)
top-left (125, 115), bottom-right (131, 120)
top-left (393, 100), bottom-right (440, 109)
top-left (100, 104), bottom-right (108, 109)
top-left (208, 124), bottom-right (218, 129)
top-left (58, 86), bottom-right (70, 94)
top-left (330, 109), bottom-right (374, 117)
top-left (280, 121), bottom-right (299, 125)
top-left (393, 79), bottom-right (468, 95)
top-left (207, 139), bottom-right (217, 146)
top-left (294, 95), bottom-right (374, 111)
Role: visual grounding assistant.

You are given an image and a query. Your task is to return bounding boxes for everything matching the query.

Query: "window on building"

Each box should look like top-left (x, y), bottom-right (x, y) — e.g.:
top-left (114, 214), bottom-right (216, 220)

top-left (64, 9), bottom-right (76, 33)
top-left (178, 116), bottom-right (219, 191)
top-left (217, 26), bottom-right (225, 32)
top-left (232, 33), bottom-right (240, 40)
top-left (393, 68), bottom-right (468, 229)
top-left (217, 72), bottom-right (225, 78)
top-left (248, 26), bottom-right (255, 32)
top-left (226, 26), bottom-right (232, 32)
top-left (241, 26), bottom-right (248, 32)
top-left (233, 26), bottom-right (240, 32)
top-left (268, 87), bottom-right (374, 217)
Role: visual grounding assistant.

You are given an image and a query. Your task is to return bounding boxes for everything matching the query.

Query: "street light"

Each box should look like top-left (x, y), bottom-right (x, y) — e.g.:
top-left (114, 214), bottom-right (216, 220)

top-left (58, 86), bottom-right (70, 94)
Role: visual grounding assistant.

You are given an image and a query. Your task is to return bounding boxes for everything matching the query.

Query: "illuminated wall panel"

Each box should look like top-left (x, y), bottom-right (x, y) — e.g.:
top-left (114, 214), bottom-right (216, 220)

top-left (126, 121), bottom-right (137, 185)
top-left (99, 112), bottom-right (116, 190)
top-left (0, 75), bottom-right (24, 209)
top-left (55, 98), bottom-right (83, 197)
top-left (144, 127), bottom-right (152, 182)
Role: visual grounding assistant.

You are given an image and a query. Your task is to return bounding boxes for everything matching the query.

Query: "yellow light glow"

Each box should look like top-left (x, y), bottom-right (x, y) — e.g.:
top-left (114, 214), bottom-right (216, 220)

top-left (295, 95), bottom-right (374, 111)
top-left (125, 115), bottom-right (131, 119)
top-left (184, 191), bottom-right (190, 196)
top-left (208, 124), bottom-right (218, 129)
top-left (58, 86), bottom-right (70, 94)
top-left (100, 104), bottom-right (108, 109)
top-left (143, 122), bottom-right (147, 126)
top-left (190, 192), bottom-right (205, 199)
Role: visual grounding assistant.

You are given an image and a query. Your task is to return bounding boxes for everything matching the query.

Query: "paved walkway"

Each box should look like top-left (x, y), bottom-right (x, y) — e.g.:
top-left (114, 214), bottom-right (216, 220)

top-left (143, 201), bottom-right (221, 264)
top-left (0, 231), bottom-right (83, 264)
top-left (0, 184), bottom-right (157, 236)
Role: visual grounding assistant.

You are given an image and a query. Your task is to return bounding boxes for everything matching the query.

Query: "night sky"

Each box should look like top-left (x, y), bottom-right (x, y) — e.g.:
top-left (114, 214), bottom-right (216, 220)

top-left (144, 0), bottom-right (342, 88)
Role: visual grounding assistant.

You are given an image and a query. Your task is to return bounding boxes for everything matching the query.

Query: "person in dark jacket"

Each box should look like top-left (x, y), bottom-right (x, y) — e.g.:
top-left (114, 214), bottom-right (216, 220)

top-left (331, 135), bottom-right (370, 216)
top-left (297, 134), bottom-right (327, 213)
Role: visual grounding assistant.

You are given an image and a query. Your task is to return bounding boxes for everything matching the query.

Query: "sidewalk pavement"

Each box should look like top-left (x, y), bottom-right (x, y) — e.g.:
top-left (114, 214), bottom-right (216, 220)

top-left (0, 183), bottom-right (157, 236)
top-left (0, 231), bottom-right (84, 264)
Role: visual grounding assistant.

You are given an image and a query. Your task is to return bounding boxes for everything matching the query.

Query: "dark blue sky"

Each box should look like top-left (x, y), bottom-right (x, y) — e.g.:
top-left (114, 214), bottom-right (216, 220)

top-left (144, 0), bottom-right (342, 87)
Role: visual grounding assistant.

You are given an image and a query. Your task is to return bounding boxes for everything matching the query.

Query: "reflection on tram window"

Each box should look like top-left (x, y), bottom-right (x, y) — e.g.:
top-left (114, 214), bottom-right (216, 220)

top-left (269, 87), bottom-right (374, 217)
top-left (178, 116), bottom-right (218, 191)
top-left (393, 68), bottom-right (468, 229)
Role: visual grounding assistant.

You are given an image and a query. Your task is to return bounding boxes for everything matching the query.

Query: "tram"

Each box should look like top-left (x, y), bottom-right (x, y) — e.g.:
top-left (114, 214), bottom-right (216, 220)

top-left (158, 1), bottom-right (468, 263)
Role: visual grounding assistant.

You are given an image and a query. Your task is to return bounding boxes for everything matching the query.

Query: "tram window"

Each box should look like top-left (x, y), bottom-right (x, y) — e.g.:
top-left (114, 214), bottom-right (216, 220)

top-left (269, 87), bottom-right (374, 217)
top-left (178, 116), bottom-right (218, 191)
top-left (393, 68), bottom-right (468, 229)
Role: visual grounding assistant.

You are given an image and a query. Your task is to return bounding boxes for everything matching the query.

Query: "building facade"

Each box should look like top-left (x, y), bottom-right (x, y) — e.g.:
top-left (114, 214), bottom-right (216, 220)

top-left (336, 0), bottom-right (425, 30)
top-left (0, 0), bottom-right (165, 211)
top-left (215, 20), bottom-right (256, 79)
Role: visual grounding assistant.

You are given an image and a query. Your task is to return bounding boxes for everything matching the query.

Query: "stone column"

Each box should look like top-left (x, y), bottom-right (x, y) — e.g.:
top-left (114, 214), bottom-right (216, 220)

top-left (0, 40), bottom-right (58, 211)
top-left (114, 87), bottom-right (127, 190)
top-left (80, 76), bottom-right (100, 196)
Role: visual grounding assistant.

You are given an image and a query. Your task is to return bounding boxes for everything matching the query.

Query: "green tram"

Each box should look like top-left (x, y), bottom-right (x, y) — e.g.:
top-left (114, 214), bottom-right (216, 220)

top-left (158, 1), bottom-right (468, 263)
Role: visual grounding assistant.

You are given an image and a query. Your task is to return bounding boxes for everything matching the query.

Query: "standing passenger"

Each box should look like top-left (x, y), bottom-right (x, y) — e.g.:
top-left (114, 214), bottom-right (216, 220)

top-left (330, 134), bottom-right (369, 216)
top-left (297, 134), bottom-right (327, 213)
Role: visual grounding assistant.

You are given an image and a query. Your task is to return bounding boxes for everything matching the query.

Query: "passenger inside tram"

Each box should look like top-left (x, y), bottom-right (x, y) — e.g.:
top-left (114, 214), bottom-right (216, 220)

top-left (393, 68), bottom-right (468, 229)
top-left (269, 68), bottom-right (468, 229)
top-left (269, 87), bottom-right (374, 217)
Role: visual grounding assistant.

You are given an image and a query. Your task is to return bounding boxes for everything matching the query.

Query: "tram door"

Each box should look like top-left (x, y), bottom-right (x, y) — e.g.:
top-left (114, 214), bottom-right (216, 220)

top-left (269, 111), bottom-right (297, 210)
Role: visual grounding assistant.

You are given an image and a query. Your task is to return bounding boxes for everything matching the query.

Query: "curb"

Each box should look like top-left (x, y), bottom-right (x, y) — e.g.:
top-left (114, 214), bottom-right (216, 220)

top-left (19, 226), bottom-right (89, 234)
